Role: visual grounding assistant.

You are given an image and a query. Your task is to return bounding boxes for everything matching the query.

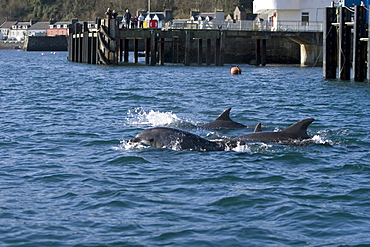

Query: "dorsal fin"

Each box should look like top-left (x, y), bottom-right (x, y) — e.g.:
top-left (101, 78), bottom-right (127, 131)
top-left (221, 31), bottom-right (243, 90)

top-left (215, 108), bottom-right (232, 121)
top-left (254, 123), bottom-right (262, 132)
top-left (281, 118), bottom-right (315, 139)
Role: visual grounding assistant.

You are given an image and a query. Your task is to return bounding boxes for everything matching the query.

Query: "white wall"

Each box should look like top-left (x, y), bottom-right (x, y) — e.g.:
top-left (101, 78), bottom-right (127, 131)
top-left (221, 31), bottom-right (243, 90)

top-left (254, 0), bottom-right (301, 13)
top-left (254, 0), bottom-right (332, 22)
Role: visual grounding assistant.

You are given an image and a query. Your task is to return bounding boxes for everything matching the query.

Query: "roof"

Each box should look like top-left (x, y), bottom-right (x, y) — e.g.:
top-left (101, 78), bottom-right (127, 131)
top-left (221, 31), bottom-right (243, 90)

top-left (192, 14), bottom-right (214, 21)
top-left (53, 22), bottom-right (71, 25)
top-left (14, 21), bottom-right (31, 27)
top-left (28, 22), bottom-right (50, 30)
top-left (0, 21), bottom-right (17, 29)
top-left (145, 13), bottom-right (165, 21)
top-left (236, 6), bottom-right (246, 12)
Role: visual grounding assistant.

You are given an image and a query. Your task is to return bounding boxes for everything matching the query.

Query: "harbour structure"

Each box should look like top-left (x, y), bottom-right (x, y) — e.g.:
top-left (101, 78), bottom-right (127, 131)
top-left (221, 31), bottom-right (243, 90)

top-left (67, 14), bottom-right (322, 67)
top-left (323, 4), bottom-right (369, 82)
top-left (253, 0), bottom-right (334, 32)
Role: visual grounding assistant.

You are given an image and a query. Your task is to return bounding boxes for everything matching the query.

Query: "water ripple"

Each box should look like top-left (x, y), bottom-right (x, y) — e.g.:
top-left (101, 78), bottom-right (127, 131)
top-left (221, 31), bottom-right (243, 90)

top-left (1, 51), bottom-right (370, 246)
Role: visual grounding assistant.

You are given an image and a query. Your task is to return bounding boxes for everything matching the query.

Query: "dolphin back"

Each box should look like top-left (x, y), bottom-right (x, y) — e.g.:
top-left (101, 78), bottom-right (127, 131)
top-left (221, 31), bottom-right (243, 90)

top-left (201, 108), bottom-right (248, 129)
top-left (214, 108), bottom-right (232, 121)
top-left (281, 118), bottom-right (315, 139)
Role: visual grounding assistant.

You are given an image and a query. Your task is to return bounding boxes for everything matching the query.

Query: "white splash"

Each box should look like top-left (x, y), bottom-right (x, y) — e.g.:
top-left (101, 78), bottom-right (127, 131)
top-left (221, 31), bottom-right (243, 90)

top-left (126, 107), bottom-right (182, 126)
top-left (231, 142), bottom-right (252, 152)
top-left (311, 135), bottom-right (333, 145)
top-left (115, 139), bottom-right (150, 150)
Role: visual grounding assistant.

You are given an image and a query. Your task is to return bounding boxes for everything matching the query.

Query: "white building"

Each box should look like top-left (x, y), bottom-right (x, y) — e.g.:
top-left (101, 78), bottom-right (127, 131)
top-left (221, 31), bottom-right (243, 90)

top-left (10, 21), bottom-right (32, 41)
top-left (253, 0), bottom-right (334, 31)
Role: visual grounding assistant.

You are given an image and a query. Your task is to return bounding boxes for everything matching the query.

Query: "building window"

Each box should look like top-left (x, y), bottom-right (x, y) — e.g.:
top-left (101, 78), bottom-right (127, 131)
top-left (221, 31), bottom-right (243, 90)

top-left (302, 12), bottom-right (309, 26)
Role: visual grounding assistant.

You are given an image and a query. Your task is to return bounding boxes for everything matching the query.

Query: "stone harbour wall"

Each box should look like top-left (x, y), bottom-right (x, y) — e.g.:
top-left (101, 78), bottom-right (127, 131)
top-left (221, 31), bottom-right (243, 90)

top-left (23, 36), bottom-right (68, 51)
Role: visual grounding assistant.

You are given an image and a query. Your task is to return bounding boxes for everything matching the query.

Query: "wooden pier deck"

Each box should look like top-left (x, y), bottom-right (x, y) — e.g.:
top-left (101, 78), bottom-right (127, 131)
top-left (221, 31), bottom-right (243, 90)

top-left (68, 16), bottom-right (322, 67)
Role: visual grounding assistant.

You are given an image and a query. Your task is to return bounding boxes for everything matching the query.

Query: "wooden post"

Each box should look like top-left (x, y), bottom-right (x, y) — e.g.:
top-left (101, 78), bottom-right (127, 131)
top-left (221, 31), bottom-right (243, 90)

top-left (68, 25), bottom-right (73, 61)
top-left (353, 5), bottom-right (367, 82)
top-left (255, 39), bottom-right (261, 66)
top-left (82, 32), bottom-right (89, 63)
top-left (184, 31), bottom-right (191, 66)
top-left (215, 38), bottom-right (220, 66)
top-left (171, 37), bottom-right (176, 63)
top-left (145, 38), bottom-right (150, 65)
top-left (134, 38), bottom-right (139, 63)
top-left (219, 31), bottom-right (225, 66)
top-left (124, 38), bottom-right (129, 62)
top-left (82, 22), bottom-right (88, 63)
top-left (119, 39), bottom-right (123, 62)
top-left (159, 38), bottom-right (165, 65)
top-left (338, 6), bottom-right (351, 80)
top-left (74, 23), bottom-right (82, 63)
top-left (323, 7), bottom-right (337, 79)
top-left (78, 31), bottom-right (83, 63)
top-left (198, 39), bottom-right (203, 65)
top-left (206, 39), bottom-right (211, 65)
top-left (91, 33), bottom-right (97, 64)
top-left (261, 39), bottom-right (267, 66)
top-left (87, 34), bottom-right (93, 64)
top-left (150, 31), bottom-right (156, 65)
top-left (73, 25), bottom-right (79, 62)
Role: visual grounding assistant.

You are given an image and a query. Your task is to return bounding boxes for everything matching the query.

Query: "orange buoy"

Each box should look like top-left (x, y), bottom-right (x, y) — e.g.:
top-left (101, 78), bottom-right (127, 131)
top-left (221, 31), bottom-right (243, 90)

top-left (230, 66), bottom-right (242, 75)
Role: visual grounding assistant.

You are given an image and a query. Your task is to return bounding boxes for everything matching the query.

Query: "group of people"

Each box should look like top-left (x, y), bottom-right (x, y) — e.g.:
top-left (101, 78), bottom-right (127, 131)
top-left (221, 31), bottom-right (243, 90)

top-left (123, 9), bottom-right (145, 28)
top-left (105, 8), bottom-right (145, 28)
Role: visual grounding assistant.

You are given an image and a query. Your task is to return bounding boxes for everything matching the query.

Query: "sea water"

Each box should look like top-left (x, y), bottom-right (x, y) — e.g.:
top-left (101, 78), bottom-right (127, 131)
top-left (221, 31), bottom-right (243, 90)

top-left (1, 50), bottom-right (370, 246)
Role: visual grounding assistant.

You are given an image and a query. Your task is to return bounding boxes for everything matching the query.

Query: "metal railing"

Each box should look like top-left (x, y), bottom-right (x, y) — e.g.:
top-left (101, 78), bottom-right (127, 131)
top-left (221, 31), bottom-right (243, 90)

top-left (164, 20), bottom-right (323, 32)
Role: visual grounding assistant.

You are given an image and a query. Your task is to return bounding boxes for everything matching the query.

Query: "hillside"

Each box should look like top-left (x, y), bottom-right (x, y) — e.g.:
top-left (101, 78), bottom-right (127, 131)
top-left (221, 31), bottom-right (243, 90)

top-left (0, 0), bottom-right (250, 22)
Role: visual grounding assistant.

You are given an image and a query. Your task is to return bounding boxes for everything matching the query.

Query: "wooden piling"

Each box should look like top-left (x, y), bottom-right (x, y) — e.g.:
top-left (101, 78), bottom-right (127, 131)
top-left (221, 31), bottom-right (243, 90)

top-left (338, 6), bottom-right (352, 80)
top-left (219, 31), bottom-right (225, 66)
top-left (124, 38), bottom-right (129, 62)
top-left (91, 33), bottom-right (97, 64)
top-left (255, 39), bottom-right (261, 66)
top-left (261, 39), bottom-right (267, 66)
top-left (198, 39), bottom-right (203, 65)
top-left (145, 38), bottom-right (150, 65)
top-left (134, 39), bottom-right (139, 63)
top-left (323, 7), bottom-right (337, 79)
top-left (159, 38), bottom-right (165, 65)
top-left (206, 39), bottom-right (211, 65)
top-left (353, 5), bottom-right (367, 82)
top-left (184, 31), bottom-right (191, 66)
top-left (150, 31), bottom-right (156, 66)
top-left (215, 37), bottom-right (220, 66)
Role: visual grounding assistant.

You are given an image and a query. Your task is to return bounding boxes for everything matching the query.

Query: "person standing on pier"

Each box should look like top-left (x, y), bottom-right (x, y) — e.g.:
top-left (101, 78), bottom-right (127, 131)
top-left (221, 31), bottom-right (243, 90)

top-left (138, 13), bottom-right (144, 28)
top-left (133, 16), bottom-right (138, 28)
top-left (123, 9), bottom-right (132, 28)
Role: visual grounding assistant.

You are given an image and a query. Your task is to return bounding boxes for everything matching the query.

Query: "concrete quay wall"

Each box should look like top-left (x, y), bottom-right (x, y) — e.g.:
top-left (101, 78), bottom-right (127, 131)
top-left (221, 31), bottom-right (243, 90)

top-left (24, 36), bottom-right (68, 51)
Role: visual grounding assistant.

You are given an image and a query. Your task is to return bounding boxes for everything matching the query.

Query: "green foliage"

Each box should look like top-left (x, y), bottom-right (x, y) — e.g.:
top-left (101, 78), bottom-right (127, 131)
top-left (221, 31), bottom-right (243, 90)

top-left (0, 0), bottom-right (243, 21)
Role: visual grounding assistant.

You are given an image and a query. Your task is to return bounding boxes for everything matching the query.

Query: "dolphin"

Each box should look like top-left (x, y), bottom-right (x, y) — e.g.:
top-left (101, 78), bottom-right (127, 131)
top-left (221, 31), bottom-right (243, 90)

top-left (254, 123), bottom-right (262, 132)
top-left (200, 108), bottom-right (248, 129)
top-left (234, 118), bottom-right (315, 145)
top-left (129, 127), bottom-right (242, 151)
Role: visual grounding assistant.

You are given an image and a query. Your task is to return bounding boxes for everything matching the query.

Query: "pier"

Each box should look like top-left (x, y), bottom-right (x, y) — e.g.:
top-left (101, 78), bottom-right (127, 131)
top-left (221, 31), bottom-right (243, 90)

top-left (324, 6), bottom-right (369, 82)
top-left (68, 17), bottom-right (322, 67)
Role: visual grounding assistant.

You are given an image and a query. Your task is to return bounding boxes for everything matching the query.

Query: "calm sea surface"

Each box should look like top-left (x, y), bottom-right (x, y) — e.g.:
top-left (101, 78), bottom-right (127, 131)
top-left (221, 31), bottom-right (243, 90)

top-left (1, 50), bottom-right (370, 246)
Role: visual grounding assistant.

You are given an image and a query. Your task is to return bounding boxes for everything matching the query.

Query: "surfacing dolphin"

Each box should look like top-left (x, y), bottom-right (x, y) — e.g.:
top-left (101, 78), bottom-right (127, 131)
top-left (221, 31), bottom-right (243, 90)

top-left (234, 118), bottom-right (315, 145)
top-left (200, 108), bottom-right (248, 129)
top-left (129, 127), bottom-right (242, 151)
